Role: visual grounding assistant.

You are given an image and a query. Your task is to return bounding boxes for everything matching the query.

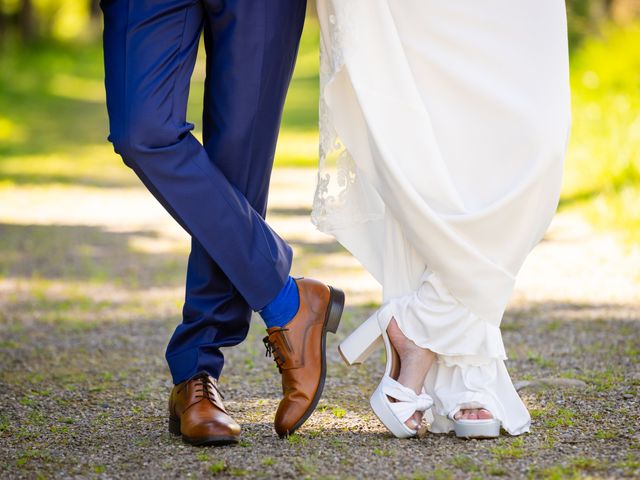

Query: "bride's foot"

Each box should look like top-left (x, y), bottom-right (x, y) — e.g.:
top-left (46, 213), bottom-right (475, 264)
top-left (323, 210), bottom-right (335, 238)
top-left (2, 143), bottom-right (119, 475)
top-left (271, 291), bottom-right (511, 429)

top-left (387, 318), bottom-right (436, 430)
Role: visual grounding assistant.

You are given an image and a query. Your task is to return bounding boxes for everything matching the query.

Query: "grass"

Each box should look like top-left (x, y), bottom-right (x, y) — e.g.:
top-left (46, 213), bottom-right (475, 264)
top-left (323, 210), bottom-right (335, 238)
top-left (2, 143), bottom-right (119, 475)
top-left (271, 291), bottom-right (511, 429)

top-left (331, 406), bottom-right (346, 418)
top-left (543, 406), bottom-right (576, 429)
top-left (208, 460), bottom-right (226, 475)
top-left (490, 438), bottom-right (526, 460)
top-left (450, 455), bottom-right (479, 473)
top-left (0, 19), bottom-right (319, 192)
top-left (0, 41), bottom-right (129, 188)
top-left (527, 351), bottom-right (556, 370)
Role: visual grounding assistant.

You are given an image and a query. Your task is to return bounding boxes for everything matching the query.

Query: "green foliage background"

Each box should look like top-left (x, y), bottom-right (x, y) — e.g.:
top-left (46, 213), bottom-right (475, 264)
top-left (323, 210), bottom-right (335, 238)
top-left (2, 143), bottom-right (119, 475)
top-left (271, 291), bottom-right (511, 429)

top-left (0, 1), bottom-right (638, 242)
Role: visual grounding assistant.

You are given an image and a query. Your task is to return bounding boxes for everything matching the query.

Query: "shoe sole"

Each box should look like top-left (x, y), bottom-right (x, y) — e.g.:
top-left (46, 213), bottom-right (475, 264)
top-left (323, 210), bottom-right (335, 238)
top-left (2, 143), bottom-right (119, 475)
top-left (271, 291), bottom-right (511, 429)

top-left (279, 286), bottom-right (345, 438)
top-left (453, 418), bottom-right (501, 439)
top-left (169, 416), bottom-right (239, 447)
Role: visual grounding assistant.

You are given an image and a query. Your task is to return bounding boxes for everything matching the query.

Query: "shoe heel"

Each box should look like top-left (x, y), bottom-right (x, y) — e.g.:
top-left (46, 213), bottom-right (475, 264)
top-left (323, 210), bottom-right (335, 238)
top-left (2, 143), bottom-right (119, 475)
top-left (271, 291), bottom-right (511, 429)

top-left (338, 312), bottom-right (382, 365)
top-left (168, 416), bottom-right (181, 436)
top-left (325, 286), bottom-right (345, 334)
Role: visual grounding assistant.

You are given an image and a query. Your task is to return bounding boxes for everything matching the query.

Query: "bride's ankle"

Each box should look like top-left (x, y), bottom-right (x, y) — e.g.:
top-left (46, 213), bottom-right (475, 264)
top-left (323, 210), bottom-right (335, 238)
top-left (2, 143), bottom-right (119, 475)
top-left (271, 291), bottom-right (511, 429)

top-left (387, 318), bottom-right (435, 397)
top-left (387, 318), bottom-right (433, 359)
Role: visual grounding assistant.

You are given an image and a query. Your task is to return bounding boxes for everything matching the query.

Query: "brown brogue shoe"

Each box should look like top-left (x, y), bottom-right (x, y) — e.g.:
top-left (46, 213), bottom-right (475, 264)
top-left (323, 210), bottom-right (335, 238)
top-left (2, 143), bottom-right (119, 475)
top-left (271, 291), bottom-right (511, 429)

top-left (168, 372), bottom-right (240, 446)
top-left (263, 278), bottom-right (345, 437)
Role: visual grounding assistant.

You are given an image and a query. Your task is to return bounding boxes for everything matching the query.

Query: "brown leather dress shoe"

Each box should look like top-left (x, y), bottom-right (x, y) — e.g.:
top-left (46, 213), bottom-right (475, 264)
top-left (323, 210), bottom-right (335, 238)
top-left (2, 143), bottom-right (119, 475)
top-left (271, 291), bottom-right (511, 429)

top-left (168, 372), bottom-right (240, 446)
top-left (263, 277), bottom-right (345, 438)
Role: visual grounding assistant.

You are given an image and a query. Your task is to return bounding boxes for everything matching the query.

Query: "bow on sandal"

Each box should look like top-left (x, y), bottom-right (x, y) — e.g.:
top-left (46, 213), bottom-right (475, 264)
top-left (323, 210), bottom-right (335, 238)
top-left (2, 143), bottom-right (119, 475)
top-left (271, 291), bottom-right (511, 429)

top-left (371, 376), bottom-right (434, 438)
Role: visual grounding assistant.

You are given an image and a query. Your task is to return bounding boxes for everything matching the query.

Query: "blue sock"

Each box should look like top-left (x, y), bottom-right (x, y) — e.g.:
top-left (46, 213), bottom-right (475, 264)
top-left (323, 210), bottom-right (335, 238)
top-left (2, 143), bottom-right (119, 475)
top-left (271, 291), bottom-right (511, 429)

top-left (259, 276), bottom-right (300, 329)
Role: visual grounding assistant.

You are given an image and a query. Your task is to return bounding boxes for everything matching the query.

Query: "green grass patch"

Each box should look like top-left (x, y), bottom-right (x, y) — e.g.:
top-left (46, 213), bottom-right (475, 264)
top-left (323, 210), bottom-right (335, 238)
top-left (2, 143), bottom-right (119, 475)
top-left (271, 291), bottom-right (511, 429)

top-left (490, 437), bottom-right (526, 460)
top-left (0, 20), bottom-right (320, 195)
top-left (372, 448), bottom-right (392, 457)
top-left (331, 406), bottom-right (346, 418)
top-left (544, 407), bottom-right (576, 429)
top-left (527, 351), bottom-right (556, 370)
top-left (208, 460), bottom-right (226, 475)
top-left (574, 367), bottom-right (625, 392)
top-left (450, 455), bottom-right (479, 473)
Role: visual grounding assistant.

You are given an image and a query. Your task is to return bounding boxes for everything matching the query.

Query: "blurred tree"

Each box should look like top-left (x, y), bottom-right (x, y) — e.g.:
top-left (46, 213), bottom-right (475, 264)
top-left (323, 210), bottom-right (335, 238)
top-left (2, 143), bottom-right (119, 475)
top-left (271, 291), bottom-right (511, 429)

top-left (0, 0), bottom-right (5, 46)
top-left (307, 0), bottom-right (316, 17)
top-left (0, 0), bottom-right (638, 48)
top-left (19, 0), bottom-right (35, 43)
top-left (567, 0), bottom-right (608, 47)
top-left (90, 0), bottom-right (99, 19)
top-left (610, 0), bottom-right (640, 22)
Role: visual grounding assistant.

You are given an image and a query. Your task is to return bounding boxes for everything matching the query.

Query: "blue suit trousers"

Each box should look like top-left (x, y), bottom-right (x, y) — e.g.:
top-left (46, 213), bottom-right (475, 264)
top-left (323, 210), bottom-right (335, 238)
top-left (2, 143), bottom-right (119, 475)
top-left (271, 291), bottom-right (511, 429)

top-left (101, 0), bottom-right (306, 383)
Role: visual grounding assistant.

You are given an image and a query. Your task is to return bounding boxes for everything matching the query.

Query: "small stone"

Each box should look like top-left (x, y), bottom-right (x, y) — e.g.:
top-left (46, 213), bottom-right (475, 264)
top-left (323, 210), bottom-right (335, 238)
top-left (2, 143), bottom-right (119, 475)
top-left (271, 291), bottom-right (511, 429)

top-left (622, 393), bottom-right (634, 400)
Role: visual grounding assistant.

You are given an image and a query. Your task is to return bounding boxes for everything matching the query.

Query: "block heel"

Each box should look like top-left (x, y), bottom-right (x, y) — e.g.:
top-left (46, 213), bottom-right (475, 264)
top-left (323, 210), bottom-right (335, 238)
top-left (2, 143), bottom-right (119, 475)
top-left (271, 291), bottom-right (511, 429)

top-left (325, 287), bottom-right (345, 334)
top-left (338, 311), bottom-right (383, 365)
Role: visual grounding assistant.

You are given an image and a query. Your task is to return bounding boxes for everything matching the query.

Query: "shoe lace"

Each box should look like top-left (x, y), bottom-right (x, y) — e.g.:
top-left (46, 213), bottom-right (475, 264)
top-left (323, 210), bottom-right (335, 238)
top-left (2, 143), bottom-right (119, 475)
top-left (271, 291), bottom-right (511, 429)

top-left (191, 372), bottom-right (224, 402)
top-left (263, 328), bottom-right (289, 373)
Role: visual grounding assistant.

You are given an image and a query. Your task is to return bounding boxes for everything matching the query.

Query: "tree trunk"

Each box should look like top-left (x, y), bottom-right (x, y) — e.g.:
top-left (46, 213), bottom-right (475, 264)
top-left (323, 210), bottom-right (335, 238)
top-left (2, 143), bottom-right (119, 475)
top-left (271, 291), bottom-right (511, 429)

top-left (0, 0), bottom-right (6, 48)
top-left (19, 0), bottom-right (35, 43)
top-left (306, 0), bottom-right (317, 17)
top-left (90, 0), bottom-right (101, 19)
top-left (605, 0), bottom-right (616, 15)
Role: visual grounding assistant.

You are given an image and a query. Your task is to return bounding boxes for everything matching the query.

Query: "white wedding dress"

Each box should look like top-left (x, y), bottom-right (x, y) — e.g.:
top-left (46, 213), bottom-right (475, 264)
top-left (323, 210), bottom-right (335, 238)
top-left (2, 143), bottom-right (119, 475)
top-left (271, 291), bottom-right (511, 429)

top-left (312, 0), bottom-right (571, 435)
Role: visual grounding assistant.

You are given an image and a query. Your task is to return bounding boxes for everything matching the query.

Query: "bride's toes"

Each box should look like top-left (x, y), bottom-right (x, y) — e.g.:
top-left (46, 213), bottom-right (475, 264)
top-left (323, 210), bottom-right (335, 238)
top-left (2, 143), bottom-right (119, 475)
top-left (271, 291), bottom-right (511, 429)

top-left (455, 408), bottom-right (494, 421)
top-left (454, 409), bottom-right (467, 420)
top-left (404, 411), bottom-right (423, 430)
top-left (477, 408), bottom-right (493, 420)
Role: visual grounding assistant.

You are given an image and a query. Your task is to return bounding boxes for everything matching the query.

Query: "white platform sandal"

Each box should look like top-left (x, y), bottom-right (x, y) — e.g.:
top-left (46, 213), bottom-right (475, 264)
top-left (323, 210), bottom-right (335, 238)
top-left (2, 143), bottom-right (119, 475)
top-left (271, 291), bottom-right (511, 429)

top-left (450, 406), bottom-right (501, 439)
top-left (346, 309), bottom-right (433, 438)
top-left (340, 309), bottom-right (505, 439)
top-left (370, 374), bottom-right (434, 438)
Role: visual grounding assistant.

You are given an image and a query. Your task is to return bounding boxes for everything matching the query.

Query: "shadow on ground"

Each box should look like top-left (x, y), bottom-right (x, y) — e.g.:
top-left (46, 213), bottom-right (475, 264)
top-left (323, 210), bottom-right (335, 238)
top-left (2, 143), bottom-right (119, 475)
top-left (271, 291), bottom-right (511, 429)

top-left (0, 204), bottom-right (638, 479)
top-left (0, 223), bottom-right (187, 288)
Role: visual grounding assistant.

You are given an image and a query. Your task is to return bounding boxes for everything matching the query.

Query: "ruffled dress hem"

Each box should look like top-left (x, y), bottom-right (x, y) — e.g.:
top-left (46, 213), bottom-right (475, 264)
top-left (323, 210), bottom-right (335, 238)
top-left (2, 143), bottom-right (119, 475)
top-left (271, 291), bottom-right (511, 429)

top-left (376, 270), bottom-right (531, 436)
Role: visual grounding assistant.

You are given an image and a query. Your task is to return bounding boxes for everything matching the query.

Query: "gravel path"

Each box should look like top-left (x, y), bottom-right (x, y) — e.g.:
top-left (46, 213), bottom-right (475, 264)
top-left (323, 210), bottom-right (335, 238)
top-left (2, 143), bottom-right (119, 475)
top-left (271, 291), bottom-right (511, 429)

top-left (0, 170), bottom-right (638, 479)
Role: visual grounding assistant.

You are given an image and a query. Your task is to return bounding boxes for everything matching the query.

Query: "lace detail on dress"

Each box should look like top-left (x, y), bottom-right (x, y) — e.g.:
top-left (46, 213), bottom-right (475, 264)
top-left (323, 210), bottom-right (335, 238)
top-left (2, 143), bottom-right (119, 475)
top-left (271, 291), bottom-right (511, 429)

top-left (312, 1), bottom-right (383, 232)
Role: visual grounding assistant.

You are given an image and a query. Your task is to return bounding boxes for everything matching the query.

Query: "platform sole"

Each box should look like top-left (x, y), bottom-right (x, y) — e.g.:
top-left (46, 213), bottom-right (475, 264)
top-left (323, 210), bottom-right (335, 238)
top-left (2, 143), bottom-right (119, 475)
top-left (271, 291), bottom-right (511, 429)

top-left (453, 418), bottom-right (501, 439)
